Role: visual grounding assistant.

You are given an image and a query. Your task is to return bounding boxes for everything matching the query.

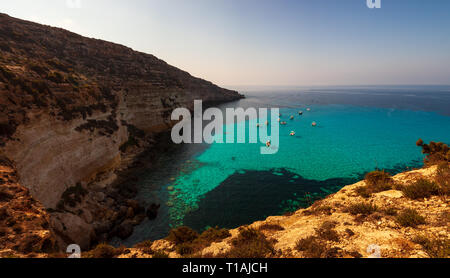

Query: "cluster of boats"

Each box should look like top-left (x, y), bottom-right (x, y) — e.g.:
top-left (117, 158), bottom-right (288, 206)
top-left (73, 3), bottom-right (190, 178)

top-left (260, 108), bottom-right (317, 147)
top-left (281, 108), bottom-right (317, 134)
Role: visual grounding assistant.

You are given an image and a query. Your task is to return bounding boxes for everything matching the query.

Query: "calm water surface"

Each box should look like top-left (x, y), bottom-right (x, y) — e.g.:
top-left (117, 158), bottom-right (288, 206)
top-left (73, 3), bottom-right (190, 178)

top-left (117, 86), bottom-right (450, 246)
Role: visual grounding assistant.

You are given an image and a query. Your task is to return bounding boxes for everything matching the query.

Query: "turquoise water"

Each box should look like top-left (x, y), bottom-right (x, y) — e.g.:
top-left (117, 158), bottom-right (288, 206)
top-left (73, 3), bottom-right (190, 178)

top-left (169, 105), bottom-right (449, 224)
top-left (119, 87), bottom-right (450, 245)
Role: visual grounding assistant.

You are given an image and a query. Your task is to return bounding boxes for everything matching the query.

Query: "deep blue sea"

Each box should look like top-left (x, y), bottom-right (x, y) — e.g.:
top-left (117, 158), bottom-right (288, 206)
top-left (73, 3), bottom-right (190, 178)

top-left (118, 86), bottom-right (450, 246)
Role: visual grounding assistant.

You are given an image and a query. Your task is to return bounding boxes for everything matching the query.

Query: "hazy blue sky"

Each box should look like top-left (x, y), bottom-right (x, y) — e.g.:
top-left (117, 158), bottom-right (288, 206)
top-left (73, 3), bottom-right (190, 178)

top-left (2, 0), bottom-right (450, 86)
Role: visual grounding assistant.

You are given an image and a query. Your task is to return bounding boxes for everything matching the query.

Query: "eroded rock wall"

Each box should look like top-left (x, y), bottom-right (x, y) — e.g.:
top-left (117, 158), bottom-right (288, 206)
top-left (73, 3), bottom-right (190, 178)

top-left (0, 13), bottom-right (243, 209)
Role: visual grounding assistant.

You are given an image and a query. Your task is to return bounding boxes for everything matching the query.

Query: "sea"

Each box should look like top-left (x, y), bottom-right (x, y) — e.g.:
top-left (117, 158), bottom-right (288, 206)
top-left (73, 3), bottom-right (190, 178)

top-left (116, 85), bottom-right (450, 246)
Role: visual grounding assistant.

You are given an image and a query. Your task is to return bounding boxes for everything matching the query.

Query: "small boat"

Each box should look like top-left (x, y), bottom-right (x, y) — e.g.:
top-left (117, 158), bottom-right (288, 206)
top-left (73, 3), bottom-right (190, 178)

top-left (290, 115), bottom-right (294, 120)
top-left (256, 123), bottom-right (260, 127)
top-left (277, 118), bottom-right (281, 122)
top-left (280, 121), bottom-right (287, 125)
top-left (266, 140), bottom-right (271, 147)
top-left (290, 131), bottom-right (296, 136)
top-left (307, 108), bottom-right (311, 112)
top-left (312, 121), bottom-right (317, 127)
top-left (265, 121), bottom-right (269, 125)
top-left (298, 111), bottom-right (303, 115)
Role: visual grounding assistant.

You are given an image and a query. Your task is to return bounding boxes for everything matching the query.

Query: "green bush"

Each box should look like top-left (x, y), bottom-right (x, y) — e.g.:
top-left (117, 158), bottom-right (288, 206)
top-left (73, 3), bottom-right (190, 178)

top-left (152, 250), bottom-right (169, 258)
top-left (171, 226), bottom-right (230, 256)
top-left (354, 186), bottom-right (371, 198)
top-left (176, 243), bottom-right (195, 256)
top-left (417, 140), bottom-right (449, 165)
top-left (166, 226), bottom-right (199, 245)
top-left (364, 170), bottom-right (393, 192)
top-left (315, 221), bottom-right (340, 242)
top-left (133, 240), bottom-right (153, 255)
top-left (401, 178), bottom-right (440, 199)
top-left (347, 202), bottom-right (378, 215)
top-left (84, 244), bottom-right (124, 258)
top-left (295, 236), bottom-right (326, 258)
top-left (258, 223), bottom-right (285, 231)
top-left (396, 209), bottom-right (426, 228)
top-left (383, 207), bottom-right (398, 216)
top-left (198, 226), bottom-right (231, 243)
top-left (224, 228), bottom-right (275, 258)
top-left (435, 162), bottom-right (450, 195)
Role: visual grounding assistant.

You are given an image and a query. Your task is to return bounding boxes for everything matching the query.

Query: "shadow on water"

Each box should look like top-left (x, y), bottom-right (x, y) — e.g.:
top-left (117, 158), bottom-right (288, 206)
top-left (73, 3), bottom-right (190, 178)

top-left (182, 159), bottom-right (423, 233)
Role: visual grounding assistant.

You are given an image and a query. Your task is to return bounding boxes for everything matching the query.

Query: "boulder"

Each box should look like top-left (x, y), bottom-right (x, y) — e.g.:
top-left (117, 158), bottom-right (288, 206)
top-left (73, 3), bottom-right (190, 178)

top-left (126, 199), bottom-right (145, 215)
top-left (114, 220), bottom-right (134, 239)
top-left (50, 212), bottom-right (96, 251)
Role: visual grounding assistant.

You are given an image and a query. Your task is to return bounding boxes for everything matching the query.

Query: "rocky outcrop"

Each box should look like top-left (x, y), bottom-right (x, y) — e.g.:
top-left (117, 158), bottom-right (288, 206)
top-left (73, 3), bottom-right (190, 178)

top-left (0, 13), bottom-right (243, 252)
top-left (0, 13), bottom-right (243, 209)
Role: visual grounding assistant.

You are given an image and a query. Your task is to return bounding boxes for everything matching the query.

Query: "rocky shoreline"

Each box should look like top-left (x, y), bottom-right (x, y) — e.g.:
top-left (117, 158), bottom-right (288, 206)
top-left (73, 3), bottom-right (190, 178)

top-left (0, 13), bottom-right (243, 255)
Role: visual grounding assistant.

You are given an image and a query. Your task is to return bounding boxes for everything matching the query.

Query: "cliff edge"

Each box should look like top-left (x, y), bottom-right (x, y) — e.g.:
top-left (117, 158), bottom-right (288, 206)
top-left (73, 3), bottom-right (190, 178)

top-left (0, 13), bottom-right (242, 251)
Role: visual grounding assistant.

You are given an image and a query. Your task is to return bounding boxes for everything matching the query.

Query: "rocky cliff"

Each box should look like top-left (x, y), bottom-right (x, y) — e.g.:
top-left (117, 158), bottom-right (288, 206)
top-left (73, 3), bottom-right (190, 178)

top-left (0, 13), bottom-right (242, 208)
top-left (0, 13), bottom-right (242, 251)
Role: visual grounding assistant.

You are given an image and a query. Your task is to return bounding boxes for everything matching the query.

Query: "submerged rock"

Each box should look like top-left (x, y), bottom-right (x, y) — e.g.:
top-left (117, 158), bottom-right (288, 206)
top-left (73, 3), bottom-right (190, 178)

top-left (114, 220), bottom-right (134, 240)
top-left (146, 203), bottom-right (161, 220)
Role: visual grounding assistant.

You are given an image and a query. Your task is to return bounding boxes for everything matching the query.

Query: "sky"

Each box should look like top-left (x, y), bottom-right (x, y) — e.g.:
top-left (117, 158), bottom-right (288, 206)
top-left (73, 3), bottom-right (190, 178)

top-left (1, 0), bottom-right (450, 87)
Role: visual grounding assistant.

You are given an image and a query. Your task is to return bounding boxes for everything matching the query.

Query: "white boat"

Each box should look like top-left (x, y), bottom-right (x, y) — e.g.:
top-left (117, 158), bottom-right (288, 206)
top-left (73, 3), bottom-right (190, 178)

top-left (290, 131), bottom-right (295, 136)
top-left (312, 121), bottom-right (317, 127)
top-left (290, 115), bottom-right (294, 120)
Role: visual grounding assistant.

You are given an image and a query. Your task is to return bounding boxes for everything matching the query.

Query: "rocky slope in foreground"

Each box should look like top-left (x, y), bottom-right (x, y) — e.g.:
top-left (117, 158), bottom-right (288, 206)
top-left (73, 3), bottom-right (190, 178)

top-left (0, 13), bottom-right (242, 252)
top-left (120, 164), bottom-right (448, 259)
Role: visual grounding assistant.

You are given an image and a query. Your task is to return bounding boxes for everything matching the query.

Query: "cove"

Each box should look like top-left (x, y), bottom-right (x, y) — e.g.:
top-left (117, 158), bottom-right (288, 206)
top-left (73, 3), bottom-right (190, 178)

top-left (118, 88), bottom-right (450, 246)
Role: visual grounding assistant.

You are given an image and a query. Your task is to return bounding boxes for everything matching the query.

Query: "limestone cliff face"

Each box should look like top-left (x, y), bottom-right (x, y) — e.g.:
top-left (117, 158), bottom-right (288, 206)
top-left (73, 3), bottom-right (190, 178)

top-left (0, 13), bottom-right (243, 208)
top-left (0, 155), bottom-right (57, 257)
